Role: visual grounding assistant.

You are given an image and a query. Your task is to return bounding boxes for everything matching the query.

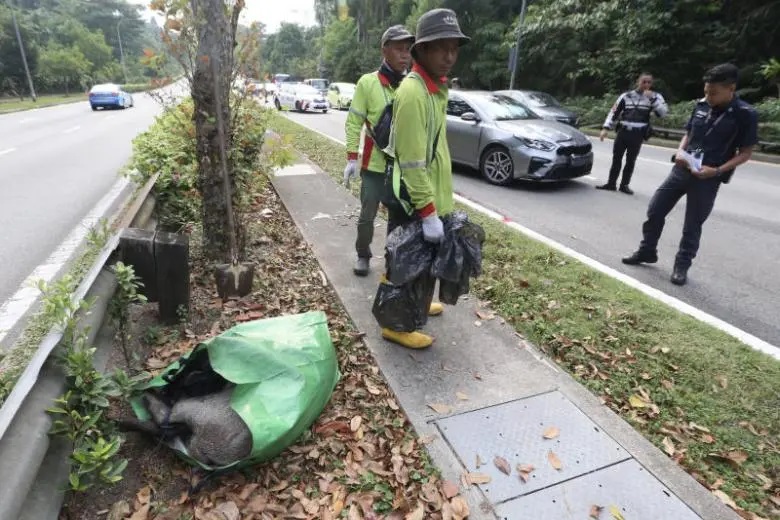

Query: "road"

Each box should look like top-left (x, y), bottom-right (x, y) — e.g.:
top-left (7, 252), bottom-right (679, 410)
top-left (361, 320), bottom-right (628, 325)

top-left (284, 108), bottom-right (780, 347)
top-left (0, 92), bottom-right (166, 308)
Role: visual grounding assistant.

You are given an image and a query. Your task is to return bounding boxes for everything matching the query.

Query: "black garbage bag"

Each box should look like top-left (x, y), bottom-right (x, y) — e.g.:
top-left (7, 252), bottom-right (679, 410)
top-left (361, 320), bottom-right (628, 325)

top-left (372, 273), bottom-right (436, 332)
top-left (385, 220), bottom-right (436, 286)
top-left (432, 211), bottom-right (485, 304)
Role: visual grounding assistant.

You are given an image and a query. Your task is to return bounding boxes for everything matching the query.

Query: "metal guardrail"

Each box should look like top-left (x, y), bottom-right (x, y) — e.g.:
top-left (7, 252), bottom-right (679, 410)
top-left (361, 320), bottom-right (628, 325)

top-left (0, 173), bottom-right (158, 520)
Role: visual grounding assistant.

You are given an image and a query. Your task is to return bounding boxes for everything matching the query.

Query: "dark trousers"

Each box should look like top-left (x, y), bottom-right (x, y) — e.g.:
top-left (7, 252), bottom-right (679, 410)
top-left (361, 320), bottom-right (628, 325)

top-left (356, 170), bottom-right (385, 258)
top-left (639, 166), bottom-right (721, 269)
top-left (608, 127), bottom-right (645, 187)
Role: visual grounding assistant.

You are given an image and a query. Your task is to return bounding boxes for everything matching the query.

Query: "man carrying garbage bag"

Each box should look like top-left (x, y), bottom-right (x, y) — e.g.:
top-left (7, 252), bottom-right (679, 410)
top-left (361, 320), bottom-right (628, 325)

top-left (375, 8), bottom-right (470, 350)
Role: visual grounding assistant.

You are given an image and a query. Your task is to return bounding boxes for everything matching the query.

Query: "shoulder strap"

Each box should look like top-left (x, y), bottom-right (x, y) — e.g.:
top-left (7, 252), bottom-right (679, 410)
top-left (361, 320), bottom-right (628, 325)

top-left (407, 71), bottom-right (443, 167)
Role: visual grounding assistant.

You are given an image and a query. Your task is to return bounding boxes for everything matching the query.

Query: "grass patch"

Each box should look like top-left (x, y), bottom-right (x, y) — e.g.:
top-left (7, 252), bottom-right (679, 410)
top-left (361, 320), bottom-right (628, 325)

top-left (268, 112), bottom-right (780, 518)
top-left (0, 94), bottom-right (86, 114)
top-left (0, 221), bottom-right (111, 407)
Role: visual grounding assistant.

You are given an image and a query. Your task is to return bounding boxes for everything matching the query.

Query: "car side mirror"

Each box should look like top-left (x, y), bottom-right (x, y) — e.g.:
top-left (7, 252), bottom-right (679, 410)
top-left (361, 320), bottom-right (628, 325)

top-left (461, 112), bottom-right (479, 122)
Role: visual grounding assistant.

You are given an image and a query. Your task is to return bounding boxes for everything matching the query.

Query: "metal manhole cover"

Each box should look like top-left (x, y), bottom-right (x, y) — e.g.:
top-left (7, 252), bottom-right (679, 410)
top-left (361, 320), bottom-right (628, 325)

top-left (435, 391), bottom-right (629, 504)
top-left (495, 459), bottom-right (702, 520)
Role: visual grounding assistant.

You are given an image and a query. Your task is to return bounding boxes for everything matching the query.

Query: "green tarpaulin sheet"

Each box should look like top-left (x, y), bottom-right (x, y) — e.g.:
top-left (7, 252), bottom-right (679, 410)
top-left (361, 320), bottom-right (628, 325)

top-left (130, 311), bottom-right (340, 471)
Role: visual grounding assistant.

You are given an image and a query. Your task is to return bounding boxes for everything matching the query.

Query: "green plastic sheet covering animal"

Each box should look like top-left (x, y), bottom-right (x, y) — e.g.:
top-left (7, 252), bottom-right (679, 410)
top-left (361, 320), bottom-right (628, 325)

top-left (130, 311), bottom-right (340, 471)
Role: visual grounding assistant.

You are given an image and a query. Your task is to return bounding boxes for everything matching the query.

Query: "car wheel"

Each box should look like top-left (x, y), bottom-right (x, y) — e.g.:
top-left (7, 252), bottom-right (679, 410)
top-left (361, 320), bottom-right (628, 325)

top-left (275, 98), bottom-right (282, 111)
top-left (91, 105), bottom-right (97, 111)
top-left (480, 146), bottom-right (515, 186)
top-left (322, 109), bottom-right (328, 114)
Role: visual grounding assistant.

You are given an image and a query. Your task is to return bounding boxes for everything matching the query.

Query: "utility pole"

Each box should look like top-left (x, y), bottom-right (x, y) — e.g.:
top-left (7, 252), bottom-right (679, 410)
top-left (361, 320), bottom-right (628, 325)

top-left (508, 0), bottom-right (528, 91)
top-left (116, 16), bottom-right (129, 84)
top-left (10, 0), bottom-right (37, 101)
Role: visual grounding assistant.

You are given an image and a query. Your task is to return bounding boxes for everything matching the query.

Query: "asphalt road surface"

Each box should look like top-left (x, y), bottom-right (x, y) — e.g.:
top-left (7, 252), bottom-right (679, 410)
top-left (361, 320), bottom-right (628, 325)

top-left (284, 108), bottom-right (780, 347)
top-left (0, 91), bottom-right (167, 306)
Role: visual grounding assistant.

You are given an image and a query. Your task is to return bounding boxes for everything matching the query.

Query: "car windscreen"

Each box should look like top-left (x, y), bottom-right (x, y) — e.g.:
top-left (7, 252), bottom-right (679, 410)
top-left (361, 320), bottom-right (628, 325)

top-left (309, 80), bottom-right (329, 90)
top-left (471, 94), bottom-right (537, 121)
top-left (91, 85), bottom-right (119, 93)
top-left (339, 84), bottom-right (356, 94)
top-left (523, 92), bottom-right (561, 108)
top-left (297, 85), bottom-right (321, 96)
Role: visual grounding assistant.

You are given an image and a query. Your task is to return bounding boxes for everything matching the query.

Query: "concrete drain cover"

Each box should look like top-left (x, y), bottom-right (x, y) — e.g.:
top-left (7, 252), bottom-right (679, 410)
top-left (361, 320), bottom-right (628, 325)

top-left (495, 459), bottom-right (702, 520)
top-left (435, 391), bottom-right (630, 504)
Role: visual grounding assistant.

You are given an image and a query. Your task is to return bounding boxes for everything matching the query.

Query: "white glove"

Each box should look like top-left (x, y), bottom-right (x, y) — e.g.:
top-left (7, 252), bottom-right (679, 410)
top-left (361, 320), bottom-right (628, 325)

top-left (343, 160), bottom-right (358, 187)
top-left (421, 212), bottom-right (444, 243)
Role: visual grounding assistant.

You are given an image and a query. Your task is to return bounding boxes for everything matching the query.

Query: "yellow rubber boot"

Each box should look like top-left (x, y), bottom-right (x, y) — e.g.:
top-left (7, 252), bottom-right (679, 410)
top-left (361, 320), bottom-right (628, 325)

top-left (382, 328), bottom-right (433, 349)
top-left (428, 302), bottom-right (444, 317)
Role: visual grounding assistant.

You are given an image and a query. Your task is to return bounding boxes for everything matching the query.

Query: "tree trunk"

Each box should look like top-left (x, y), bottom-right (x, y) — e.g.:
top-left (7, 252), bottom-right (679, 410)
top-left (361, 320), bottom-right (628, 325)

top-left (190, 0), bottom-right (243, 262)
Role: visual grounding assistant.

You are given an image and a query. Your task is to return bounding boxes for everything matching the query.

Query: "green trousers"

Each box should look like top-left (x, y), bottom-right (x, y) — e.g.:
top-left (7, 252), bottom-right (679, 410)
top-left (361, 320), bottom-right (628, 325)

top-left (356, 169), bottom-right (385, 258)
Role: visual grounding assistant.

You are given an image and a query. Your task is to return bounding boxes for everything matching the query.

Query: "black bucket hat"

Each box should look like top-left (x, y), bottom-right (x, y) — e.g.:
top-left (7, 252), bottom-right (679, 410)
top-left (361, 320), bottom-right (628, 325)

top-left (411, 8), bottom-right (470, 52)
top-left (381, 25), bottom-right (415, 47)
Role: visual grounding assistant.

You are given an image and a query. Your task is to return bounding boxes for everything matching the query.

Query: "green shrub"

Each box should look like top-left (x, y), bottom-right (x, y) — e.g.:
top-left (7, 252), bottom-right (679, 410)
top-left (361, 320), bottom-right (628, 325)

top-left (130, 97), bottom-right (272, 231)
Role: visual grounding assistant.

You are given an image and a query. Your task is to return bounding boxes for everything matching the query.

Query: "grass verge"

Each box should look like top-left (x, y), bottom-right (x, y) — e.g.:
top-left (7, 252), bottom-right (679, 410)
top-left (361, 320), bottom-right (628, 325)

top-left (269, 113), bottom-right (780, 519)
top-left (0, 94), bottom-right (86, 114)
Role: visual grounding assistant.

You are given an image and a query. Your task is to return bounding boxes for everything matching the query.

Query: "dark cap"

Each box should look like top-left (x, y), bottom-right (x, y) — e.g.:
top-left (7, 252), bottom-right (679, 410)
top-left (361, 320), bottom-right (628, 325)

top-left (703, 63), bottom-right (739, 85)
top-left (412, 8), bottom-right (470, 51)
top-left (381, 25), bottom-right (415, 47)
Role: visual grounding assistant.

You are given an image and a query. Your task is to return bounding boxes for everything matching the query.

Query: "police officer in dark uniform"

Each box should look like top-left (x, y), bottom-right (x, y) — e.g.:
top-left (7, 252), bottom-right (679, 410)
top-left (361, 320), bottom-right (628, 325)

top-left (622, 64), bottom-right (759, 286)
top-left (598, 73), bottom-right (668, 195)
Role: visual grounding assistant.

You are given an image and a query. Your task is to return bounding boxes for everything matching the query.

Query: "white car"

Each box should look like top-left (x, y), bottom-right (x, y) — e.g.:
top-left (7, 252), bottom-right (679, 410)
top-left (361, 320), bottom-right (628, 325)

top-left (275, 83), bottom-right (329, 113)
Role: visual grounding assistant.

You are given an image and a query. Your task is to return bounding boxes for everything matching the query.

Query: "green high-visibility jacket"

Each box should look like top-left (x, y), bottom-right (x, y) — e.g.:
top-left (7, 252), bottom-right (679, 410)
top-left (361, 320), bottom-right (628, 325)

top-left (345, 71), bottom-right (397, 174)
top-left (390, 64), bottom-right (453, 217)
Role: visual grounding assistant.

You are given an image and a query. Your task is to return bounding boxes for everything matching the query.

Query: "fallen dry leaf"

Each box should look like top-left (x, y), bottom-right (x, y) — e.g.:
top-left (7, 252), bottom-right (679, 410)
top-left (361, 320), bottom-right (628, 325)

top-left (428, 403), bottom-right (454, 415)
top-left (441, 480), bottom-right (460, 499)
top-left (701, 433), bottom-right (716, 444)
top-left (128, 504), bottom-right (150, 520)
top-left (464, 472), bottom-right (491, 485)
top-left (456, 391), bottom-right (469, 401)
top-left (628, 394), bottom-right (649, 408)
top-left (662, 437), bottom-right (676, 457)
top-left (547, 450), bottom-right (563, 471)
top-left (543, 426), bottom-right (560, 439)
top-left (712, 489), bottom-right (738, 509)
top-left (661, 379), bottom-right (674, 390)
top-left (590, 504), bottom-right (604, 518)
top-left (517, 464), bottom-right (534, 483)
top-left (213, 501), bottom-right (240, 520)
top-left (715, 375), bottom-right (728, 389)
top-left (418, 434), bottom-right (437, 444)
top-left (405, 504), bottom-right (425, 520)
top-left (350, 415), bottom-right (362, 432)
top-left (136, 486), bottom-right (152, 506)
top-left (475, 454), bottom-right (483, 468)
top-left (450, 496), bottom-right (470, 520)
top-left (494, 456), bottom-right (511, 475)
top-left (476, 310), bottom-right (495, 321)
top-left (709, 450), bottom-right (749, 468)
top-left (608, 505), bottom-right (626, 520)
top-left (107, 501), bottom-right (130, 520)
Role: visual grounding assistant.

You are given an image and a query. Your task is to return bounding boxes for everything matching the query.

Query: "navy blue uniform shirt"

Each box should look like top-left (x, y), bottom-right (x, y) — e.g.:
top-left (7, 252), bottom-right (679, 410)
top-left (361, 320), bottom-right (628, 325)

top-left (684, 96), bottom-right (758, 180)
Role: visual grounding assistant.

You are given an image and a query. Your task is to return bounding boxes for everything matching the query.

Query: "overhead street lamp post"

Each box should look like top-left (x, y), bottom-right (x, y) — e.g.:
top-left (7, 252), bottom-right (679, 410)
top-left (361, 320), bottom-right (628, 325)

top-left (508, 0), bottom-right (528, 91)
top-left (9, 0), bottom-right (37, 101)
top-left (114, 13), bottom-right (129, 84)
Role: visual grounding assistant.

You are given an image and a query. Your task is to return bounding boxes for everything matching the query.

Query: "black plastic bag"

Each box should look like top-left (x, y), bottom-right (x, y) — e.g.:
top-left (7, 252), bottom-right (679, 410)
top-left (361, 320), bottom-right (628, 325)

top-left (432, 212), bottom-right (485, 303)
top-left (372, 273), bottom-right (436, 332)
top-left (385, 220), bottom-right (436, 286)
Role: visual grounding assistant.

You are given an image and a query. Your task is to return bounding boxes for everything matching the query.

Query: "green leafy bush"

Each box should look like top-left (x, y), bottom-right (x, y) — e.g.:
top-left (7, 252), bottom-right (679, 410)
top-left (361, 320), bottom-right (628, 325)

top-left (130, 98), bottom-right (273, 231)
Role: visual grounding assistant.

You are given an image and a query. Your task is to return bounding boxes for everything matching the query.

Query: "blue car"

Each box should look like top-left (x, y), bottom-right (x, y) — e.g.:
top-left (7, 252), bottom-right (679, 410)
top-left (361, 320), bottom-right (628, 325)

top-left (89, 83), bottom-right (134, 111)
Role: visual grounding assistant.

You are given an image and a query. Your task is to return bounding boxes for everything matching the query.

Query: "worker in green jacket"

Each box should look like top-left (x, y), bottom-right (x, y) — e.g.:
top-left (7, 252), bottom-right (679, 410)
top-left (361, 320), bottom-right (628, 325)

top-left (344, 25), bottom-right (415, 277)
top-left (379, 8), bottom-right (470, 350)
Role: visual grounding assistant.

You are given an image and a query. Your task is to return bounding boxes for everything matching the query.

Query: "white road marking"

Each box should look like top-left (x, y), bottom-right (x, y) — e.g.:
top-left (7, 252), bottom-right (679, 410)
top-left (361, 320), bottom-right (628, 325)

top-left (293, 122), bottom-right (779, 359)
top-left (0, 148), bottom-right (16, 157)
top-left (63, 125), bottom-right (81, 134)
top-left (0, 176), bottom-right (130, 346)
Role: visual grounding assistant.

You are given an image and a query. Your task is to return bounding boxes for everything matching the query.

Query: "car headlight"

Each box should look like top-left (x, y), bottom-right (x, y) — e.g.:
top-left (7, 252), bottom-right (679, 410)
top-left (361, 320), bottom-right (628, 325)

top-left (515, 136), bottom-right (556, 152)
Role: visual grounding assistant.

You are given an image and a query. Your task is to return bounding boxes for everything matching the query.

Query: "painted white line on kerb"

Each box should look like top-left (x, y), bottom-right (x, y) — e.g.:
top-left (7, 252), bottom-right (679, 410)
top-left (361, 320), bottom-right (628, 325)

top-left (295, 123), bottom-right (780, 360)
top-left (63, 125), bottom-right (81, 134)
top-left (0, 176), bottom-right (130, 345)
top-left (0, 148), bottom-right (16, 157)
top-left (453, 193), bottom-right (780, 361)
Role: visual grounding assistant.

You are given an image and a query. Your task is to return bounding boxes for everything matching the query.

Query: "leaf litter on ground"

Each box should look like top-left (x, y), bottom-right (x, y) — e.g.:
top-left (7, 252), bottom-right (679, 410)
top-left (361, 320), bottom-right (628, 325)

top-left (60, 178), bottom-right (467, 519)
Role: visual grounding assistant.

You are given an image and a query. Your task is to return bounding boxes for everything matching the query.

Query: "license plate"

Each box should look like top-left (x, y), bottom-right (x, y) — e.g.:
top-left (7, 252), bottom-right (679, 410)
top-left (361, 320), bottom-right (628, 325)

top-left (569, 155), bottom-right (589, 166)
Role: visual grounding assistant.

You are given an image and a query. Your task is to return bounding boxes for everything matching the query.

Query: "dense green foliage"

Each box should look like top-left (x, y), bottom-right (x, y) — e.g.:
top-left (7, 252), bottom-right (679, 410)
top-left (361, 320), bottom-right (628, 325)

top-left (130, 99), bottom-right (273, 231)
top-left (261, 0), bottom-right (779, 111)
top-left (0, 0), bottom-right (179, 97)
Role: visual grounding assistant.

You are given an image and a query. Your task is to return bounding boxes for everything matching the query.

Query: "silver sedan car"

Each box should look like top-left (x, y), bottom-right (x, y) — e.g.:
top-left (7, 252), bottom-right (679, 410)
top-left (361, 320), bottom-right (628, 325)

top-left (446, 91), bottom-right (593, 185)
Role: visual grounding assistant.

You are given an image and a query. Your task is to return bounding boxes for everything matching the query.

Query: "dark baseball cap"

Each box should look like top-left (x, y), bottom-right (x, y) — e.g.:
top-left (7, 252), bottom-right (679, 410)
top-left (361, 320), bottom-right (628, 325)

top-left (703, 63), bottom-right (739, 85)
top-left (381, 25), bottom-right (415, 47)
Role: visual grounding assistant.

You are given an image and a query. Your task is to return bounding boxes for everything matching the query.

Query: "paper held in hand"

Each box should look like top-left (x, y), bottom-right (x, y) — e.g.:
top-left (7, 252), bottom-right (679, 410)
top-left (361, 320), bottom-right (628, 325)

top-left (678, 150), bottom-right (703, 172)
